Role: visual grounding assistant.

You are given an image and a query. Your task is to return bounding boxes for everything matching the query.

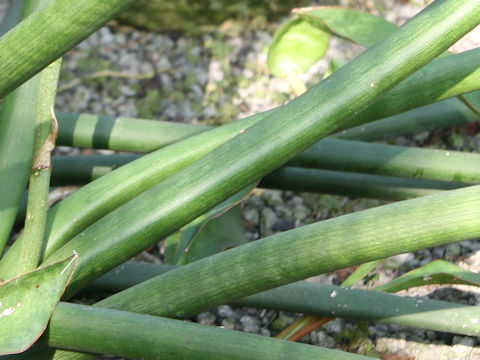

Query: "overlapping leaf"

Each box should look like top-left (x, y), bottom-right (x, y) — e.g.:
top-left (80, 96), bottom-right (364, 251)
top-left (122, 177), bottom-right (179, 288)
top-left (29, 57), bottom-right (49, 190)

top-left (0, 253), bottom-right (77, 355)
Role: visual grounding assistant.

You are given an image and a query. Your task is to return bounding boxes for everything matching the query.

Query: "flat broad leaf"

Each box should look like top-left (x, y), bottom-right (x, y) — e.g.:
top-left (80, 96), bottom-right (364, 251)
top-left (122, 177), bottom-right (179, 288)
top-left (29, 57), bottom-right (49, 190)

top-left (0, 252), bottom-right (78, 355)
top-left (178, 205), bottom-right (248, 265)
top-left (293, 7), bottom-right (396, 47)
top-left (268, 17), bottom-right (329, 79)
top-left (375, 259), bottom-right (480, 293)
top-left (165, 185), bottom-right (254, 265)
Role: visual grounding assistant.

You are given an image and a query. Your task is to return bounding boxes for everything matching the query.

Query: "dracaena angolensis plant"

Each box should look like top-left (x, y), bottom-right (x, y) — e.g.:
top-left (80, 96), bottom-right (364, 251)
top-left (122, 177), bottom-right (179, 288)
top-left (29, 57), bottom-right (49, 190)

top-left (42, 0), bottom-right (480, 295)
top-left (5, 0), bottom-right (480, 358)
top-left (3, 42), bottom-right (480, 277)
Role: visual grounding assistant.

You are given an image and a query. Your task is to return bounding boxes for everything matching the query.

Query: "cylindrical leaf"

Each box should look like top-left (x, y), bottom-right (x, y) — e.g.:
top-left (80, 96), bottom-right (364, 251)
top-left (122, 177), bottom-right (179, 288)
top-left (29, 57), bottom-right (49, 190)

top-left (0, 0), bottom-right (135, 98)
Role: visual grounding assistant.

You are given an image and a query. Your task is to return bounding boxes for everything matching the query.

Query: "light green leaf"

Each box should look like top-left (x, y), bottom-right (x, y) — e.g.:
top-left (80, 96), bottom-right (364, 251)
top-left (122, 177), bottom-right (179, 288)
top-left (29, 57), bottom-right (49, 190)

top-left (0, 252), bottom-right (78, 355)
top-left (294, 7), bottom-right (396, 47)
top-left (268, 17), bottom-right (329, 78)
top-left (375, 259), bottom-right (480, 293)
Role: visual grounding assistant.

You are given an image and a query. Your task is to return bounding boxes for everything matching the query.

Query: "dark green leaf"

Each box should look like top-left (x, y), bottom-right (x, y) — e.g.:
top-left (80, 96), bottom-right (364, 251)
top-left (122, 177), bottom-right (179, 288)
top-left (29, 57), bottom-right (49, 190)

top-left (165, 186), bottom-right (253, 265)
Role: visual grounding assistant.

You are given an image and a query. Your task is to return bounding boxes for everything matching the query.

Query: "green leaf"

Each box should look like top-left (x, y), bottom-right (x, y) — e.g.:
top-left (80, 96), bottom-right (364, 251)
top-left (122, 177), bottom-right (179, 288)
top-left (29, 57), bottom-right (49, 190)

top-left (268, 17), bottom-right (329, 78)
top-left (44, 0), bottom-right (480, 300)
top-left (341, 260), bottom-right (382, 287)
top-left (296, 6), bottom-right (480, 133)
top-left (294, 7), bottom-right (396, 47)
top-left (0, 0), bottom-right (136, 98)
top-left (86, 262), bottom-right (480, 337)
top-left (24, 302), bottom-right (368, 360)
top-left (165, 186), bottom-right (253, 265)
top-left (178, 206), bottom-right (248, 265)
top-left (375, 260), bottom-right (480, 293)
top-left (0, 252), bottom-right (77, 355)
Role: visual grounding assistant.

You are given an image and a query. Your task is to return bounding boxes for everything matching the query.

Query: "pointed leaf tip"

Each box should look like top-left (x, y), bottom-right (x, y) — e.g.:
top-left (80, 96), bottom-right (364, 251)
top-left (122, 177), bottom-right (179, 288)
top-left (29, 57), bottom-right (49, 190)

top-left (0, 252), bottom-right (78, 355)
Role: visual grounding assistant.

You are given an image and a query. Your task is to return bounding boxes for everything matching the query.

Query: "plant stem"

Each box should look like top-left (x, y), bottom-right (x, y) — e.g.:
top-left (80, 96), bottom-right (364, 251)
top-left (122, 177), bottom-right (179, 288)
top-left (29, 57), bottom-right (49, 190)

top-left (18, 107), bottom-right (59, 274)
top-left (286, 72), bottom-right (308, 96)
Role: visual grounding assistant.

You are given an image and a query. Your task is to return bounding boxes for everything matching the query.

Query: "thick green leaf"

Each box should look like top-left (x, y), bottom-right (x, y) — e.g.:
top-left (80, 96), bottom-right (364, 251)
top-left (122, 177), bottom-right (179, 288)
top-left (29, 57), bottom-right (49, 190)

top-left (0, 1), bottom-right (33, 255)
top-left (0, 252), bottom-right (77, 355)
top-left (55, 112), bottom-right (211, 153)
top-left (91, 184), bottom-right (480, 320)
top-left (18, 302), bottom-right (369, 360)
top-left (464, 90), bottom-right (480, 115)
top-left (0, 0), bottom-right (135, 98)
top-left (86, 262), bottom-right (480, 337)
top-left (261, 167), bottom-right (463, 201)
top-left (297, 6), bottom-right (480, 132)
top-left (268, 17), bottom-right (329, 78)
top-left (375, 260), bottom-right (480, 293)
top-left (43, 0), bottom-right (480, 299)
top-left (288, 138), bottom-right (480, 183)
top-left (0, 112), bottom-right (268, 281)
top-left (52, 46), bottom-right (480, 156)
top-left (341, 260), bottom-right (382, 288)
top-left (0, 90), bottom-right (36, 254)
top-left (0, 0), bottom-right (59, 257)
top-left (165, 186), bottom-right (252, 265)
top-left (238, 282), bottom-right (480, 337)
top-left (337, 99), bottom-right (477, 141)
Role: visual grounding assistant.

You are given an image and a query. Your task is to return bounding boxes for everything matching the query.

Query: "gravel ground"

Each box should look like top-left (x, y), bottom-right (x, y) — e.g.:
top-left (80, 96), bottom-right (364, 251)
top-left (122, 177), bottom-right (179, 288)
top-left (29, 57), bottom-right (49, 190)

top-left (3, 0), bottom-right (480, 358)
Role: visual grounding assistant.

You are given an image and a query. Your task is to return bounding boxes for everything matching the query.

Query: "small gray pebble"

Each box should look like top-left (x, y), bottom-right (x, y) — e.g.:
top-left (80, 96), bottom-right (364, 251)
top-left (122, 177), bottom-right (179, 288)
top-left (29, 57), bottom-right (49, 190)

top-left (293, 205), bottom-right (311, 221)
top-left (240, 315), bottom-right (260, 333)
top-left (446, 243), bottom-right (461, 257)
top-left (217, 305), bottom-right (235, 318)
top-left (259, 327), bottom-right (271, 337)
top-left (263, 190), bottom-right (283, 207)
top-left (261, 207), bottom-right (278, 231)
top-left (196, 311), bottom-right (216, 326)
top-left (221, 317), bottom-right (236, 330)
